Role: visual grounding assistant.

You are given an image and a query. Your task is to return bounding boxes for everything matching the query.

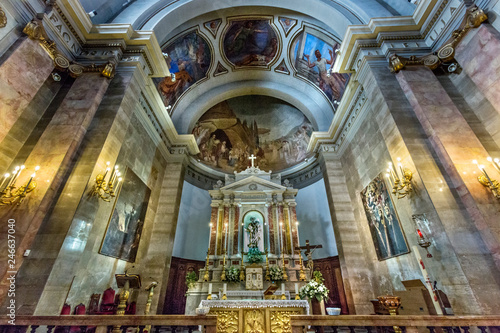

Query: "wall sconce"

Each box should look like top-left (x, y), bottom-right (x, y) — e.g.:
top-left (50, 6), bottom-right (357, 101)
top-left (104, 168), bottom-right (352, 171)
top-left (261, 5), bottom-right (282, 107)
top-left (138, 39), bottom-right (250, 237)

top-left (89, 161), bottom-right (122, 202)
top-left (1, 165), bottom-right (40, 206)
top-left (385, 158), bottom-right (413, 199)
top-left (411, 214), bottom-right (432, 258)
top-left (473, 158), bottom-right (500, 199)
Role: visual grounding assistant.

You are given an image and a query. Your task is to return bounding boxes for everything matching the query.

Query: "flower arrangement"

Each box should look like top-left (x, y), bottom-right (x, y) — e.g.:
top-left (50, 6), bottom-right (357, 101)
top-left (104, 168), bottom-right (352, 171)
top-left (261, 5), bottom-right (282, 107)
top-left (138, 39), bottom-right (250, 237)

top-left (247, 246), bottom-right (263, 263)
top-left (268, 265), bottom-right (284, 282)
top-left (185, 271), bottom-right (198, 290)
top-left (225, 266), bottom-right (241, 283)
top-left (299, 271), bottom-right (329, 302)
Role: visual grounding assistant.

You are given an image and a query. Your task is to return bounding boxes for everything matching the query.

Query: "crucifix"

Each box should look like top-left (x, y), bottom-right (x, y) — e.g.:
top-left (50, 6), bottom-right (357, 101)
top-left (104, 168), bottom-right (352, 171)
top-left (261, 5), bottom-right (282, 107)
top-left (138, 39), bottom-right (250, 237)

top-left (248, 154), bottom-right (257, 168)
top-left (295, 240), bottom-right (323, 278)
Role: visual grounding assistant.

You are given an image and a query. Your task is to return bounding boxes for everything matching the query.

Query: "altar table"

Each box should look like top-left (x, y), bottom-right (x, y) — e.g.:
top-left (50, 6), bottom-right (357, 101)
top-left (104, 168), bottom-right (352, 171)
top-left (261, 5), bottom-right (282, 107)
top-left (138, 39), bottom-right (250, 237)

top-left (199, 300), bottom-right (309, 333)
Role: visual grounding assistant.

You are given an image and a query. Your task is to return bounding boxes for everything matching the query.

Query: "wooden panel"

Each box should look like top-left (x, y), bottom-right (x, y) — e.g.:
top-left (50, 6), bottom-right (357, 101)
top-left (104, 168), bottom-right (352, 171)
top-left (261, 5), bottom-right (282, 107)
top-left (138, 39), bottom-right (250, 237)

top-left (163, 257), bottom-right (205, 314)
top-left (313, 256), bottom-right (349, 314)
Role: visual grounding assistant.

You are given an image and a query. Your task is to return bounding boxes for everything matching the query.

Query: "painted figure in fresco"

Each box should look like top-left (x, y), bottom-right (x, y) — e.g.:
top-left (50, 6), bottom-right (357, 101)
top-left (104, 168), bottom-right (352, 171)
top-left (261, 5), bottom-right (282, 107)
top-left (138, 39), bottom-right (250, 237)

top-left (158, 61), bottom-right (193, 105)
top-left (227, 21), bottom-right (266, 56)
top-left (304, 49), bottom-right (346, 101)
top-left (236, 37), bottom-right (278, 66)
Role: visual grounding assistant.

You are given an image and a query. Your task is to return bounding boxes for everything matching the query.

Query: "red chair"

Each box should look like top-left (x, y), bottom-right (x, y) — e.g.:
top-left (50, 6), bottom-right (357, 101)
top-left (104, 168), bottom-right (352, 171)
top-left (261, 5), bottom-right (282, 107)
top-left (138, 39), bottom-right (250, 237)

top-left (98, 288), bottom-right (116, 314)
top-left (125, 301), bottom-right (136, 315)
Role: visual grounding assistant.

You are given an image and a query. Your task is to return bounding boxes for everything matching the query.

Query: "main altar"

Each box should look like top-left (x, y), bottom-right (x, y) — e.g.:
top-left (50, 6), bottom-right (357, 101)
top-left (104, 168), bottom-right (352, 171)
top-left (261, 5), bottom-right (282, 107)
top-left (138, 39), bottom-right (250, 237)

top-left (185, 157), bottom-right (311, 315)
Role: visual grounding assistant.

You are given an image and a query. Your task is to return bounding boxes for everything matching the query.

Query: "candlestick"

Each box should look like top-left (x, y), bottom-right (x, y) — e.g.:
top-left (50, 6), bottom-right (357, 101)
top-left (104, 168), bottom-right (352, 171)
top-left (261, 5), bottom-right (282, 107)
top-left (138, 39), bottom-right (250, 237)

top-left (8, 166), bottom-right (20, 187)
top-left (281, 283), bottom-right (286, 300)
top-left (388, 162), bottom-right (399, 181)
top-left (295, 283), bottom-right (300, 300)
top-left (0, 173), bottom-right (10, 191)
top-left (222, 283), bottom-right (227, 300)
top-left (22, 173), bottom-right (36, 195)
top-left (412, 245), bottom-right (443, 314)
top-left (479, 165), bottom-right (495, 187)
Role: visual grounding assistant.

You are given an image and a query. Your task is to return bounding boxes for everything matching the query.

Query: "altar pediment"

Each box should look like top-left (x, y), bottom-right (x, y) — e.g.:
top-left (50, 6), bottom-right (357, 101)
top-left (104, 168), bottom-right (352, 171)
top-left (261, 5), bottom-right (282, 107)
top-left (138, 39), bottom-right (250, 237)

top-left (219, 175), bottom-right (286, 193)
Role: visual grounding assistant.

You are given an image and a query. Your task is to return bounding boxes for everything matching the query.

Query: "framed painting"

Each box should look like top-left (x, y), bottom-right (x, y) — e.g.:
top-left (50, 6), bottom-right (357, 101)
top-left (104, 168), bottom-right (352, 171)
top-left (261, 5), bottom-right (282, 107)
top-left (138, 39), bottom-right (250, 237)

top-left (360, 174), bottom-right (409, 260)
top-left (100, 168), bottom-right (151, 262)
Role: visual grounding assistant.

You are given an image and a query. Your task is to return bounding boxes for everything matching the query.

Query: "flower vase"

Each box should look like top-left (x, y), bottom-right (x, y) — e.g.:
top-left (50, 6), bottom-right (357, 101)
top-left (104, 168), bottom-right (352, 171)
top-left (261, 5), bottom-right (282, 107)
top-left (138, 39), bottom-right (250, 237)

top-left (310, 298), bottom-right (326, 315)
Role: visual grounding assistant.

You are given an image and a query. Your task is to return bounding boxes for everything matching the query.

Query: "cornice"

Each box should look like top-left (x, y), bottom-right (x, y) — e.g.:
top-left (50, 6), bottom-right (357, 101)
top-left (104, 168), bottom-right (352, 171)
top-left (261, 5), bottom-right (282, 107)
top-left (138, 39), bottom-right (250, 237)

top-left (48, 0), bottom-right (169, 77)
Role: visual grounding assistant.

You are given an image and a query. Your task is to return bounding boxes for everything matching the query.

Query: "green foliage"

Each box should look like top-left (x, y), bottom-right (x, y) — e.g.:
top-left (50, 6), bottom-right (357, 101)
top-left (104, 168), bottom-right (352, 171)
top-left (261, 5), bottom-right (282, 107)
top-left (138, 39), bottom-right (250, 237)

top-left (312, 270), bottom-right (325, 284)
top-left (185, 271), bottom-right (198, 290)
top-left (268, 265), bottom-right (284, 282)
top-left (247, 246), bottom-right (263, 263)
top-left (225, 266), bottom-right (241, 283)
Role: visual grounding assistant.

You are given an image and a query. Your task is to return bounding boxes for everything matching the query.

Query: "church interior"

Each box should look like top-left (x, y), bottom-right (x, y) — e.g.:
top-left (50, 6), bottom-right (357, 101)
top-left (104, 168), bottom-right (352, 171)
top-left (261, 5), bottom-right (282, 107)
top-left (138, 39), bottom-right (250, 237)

top-left (1, 0), bottom-right (500, 331)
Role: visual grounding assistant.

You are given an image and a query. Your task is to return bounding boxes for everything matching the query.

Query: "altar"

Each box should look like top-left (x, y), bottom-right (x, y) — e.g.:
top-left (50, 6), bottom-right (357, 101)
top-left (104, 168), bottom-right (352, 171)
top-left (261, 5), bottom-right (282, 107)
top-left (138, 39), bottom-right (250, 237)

top-left (199, 299), bottom-right (309, 332)
top-left (185, 158), bottom-right (311, 316)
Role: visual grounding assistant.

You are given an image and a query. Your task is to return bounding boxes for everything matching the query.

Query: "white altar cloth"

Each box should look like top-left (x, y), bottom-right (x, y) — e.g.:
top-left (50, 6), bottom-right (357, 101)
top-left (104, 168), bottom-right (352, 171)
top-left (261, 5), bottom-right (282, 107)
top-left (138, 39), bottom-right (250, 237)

top-left (199, 299), bottom-right (310, 314)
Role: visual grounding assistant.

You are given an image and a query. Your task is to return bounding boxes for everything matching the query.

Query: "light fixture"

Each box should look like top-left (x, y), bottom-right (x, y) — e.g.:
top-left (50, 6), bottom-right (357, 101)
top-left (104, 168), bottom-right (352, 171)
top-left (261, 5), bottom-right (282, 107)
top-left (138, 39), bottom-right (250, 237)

top-left (411, 214), bottom-right (432, 258)
top-left (473, 158), bottom-right (500, 199)
top-left (1, 165), bottom-right (40, 205)
top-left (88, 10), bottom-right (97, 17)
top-left (88, 161), bottom-right (123, 202)
top-left (385, 158), bottom-right (414, 199)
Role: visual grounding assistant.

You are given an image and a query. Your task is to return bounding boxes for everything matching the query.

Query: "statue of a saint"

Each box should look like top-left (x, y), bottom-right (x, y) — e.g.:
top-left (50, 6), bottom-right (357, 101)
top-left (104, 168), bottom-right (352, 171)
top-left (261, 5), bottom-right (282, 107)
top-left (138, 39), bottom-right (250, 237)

top-left (245, 216), bottom-right (261, 248)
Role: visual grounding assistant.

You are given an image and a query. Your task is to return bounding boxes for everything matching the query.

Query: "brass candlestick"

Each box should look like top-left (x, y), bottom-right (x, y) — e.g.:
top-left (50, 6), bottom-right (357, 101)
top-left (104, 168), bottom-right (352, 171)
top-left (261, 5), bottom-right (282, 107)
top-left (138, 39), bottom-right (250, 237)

top-left (220, 253), bottom-right (226, 281)
top-left (143, 281), bottom-right (157, 333)
top-left (378, 295), bottom-right (402, 333)
top-left (281, 247), bottom-right (288, 282)
top-left (239, 251), bottom-right (245, 281)
top-left (265, 249), bottom-right (270, 281)
top-left (203, 249), bottom-right (210, 282)
top-left (298, 252), bottom-right (306, 282)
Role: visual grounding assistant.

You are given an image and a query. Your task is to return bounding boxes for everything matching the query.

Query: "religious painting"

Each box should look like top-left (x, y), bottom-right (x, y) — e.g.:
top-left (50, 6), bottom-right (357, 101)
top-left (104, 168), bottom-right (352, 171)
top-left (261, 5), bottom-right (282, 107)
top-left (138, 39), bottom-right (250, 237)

top-left (292, 31), bottom-right (350, 107)
top-left (360, 174), bottom-right (410, 261)
top-left (192, 95), bottom-right (314, 173)
top-left (204, 19), bottom-right (221, 37)
top-left (223, 18), bottom-right (279, 67)
top-left (243, 210), bottom-right (265, 252)
top-left (279, 17), bottom-right (297, 37)
top-left (154, 30), bottom-right (211, 112)
top-left (100, 168), bottom-right (151, 262)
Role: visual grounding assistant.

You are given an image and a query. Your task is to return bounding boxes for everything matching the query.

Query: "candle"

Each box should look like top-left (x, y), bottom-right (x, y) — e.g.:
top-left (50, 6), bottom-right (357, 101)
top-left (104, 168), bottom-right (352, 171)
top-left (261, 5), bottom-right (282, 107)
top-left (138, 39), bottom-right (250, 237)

top-left (22, 173), bottom-right (36, 195)
top-left (281, 282), bottom-right (285, 295)
top-left (388, 162), bottom-right (399, 181)
top-left (412, 245), bottom-right (443, 315)
top-left (9, 166), bottom-right (21, 187)
top-left (479, 165), bottom-right (495, 187)
top-left (0, 173), bottom-right (10, 191)
top-left (208, 283), bottom-right (212, 295)
top-left (295, 283), bottom-right (299, 295)
top-left (223, 283), bottom-right (227, 296)
top-left (487, 157), bottom-right (500, 173)
top-left (225, 222), bottom-right (228, 255)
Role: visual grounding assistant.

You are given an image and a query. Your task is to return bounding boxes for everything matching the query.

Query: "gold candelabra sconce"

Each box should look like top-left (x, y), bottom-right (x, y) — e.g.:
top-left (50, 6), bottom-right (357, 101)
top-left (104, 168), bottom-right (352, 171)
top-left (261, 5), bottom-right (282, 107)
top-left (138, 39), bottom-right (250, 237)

top-left (473, 158), bottom-right (500, 199)
top-left (412, 214), bottom-right (433, 258)
top-left (89, 161), bottom-right (123, 202)
top-left (1, 165), bottom-right (40, 206)
top-left (386, 158), bottom-right (413, 199)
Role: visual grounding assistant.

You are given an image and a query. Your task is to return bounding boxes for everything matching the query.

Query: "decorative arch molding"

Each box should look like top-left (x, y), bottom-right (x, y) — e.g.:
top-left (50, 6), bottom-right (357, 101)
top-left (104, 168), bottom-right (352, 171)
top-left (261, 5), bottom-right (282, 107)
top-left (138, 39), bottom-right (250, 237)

top-left (170, 73), bottom-right (335, 134)
top-left (114, 0), bottom-right (386, 34)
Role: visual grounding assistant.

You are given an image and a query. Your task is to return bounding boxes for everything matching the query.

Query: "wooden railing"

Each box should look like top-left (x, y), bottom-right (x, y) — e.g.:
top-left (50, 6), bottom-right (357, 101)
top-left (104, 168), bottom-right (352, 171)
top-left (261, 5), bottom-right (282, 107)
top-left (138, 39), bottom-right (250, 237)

top-left (290, 315), bottom-right (500, 333)
top-left (0, 315), bottom-right (217, 333)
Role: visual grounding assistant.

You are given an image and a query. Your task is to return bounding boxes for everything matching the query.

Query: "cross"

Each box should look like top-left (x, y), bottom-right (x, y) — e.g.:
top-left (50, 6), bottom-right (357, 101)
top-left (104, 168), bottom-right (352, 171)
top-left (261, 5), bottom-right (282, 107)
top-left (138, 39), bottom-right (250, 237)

top-left (295, 240), bottom-right (323, 257)
top-left (295, 240), bottom-right (323, 278)
top-left (249, 154), bottom-right (257, 168)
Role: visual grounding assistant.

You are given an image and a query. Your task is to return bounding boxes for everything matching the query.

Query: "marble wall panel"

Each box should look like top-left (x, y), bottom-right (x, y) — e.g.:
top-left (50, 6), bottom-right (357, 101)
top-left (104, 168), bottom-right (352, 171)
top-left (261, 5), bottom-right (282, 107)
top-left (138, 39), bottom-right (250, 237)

top-left (340, 60), bottom-right (500, 314)
top-left (0, 37), bottom-right (54, 144)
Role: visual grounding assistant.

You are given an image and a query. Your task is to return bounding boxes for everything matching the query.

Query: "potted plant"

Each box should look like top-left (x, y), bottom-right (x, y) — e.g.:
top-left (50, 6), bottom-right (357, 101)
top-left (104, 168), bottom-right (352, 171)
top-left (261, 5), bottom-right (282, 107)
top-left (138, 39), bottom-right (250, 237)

top-left (225, 266), bottom-right (241, 283)
top-left (299, 271), bottom-right (329, 315)
top-left (268, 265), bottom-right (284, 282)
top-left (185, 271), bottom-right (198, 293)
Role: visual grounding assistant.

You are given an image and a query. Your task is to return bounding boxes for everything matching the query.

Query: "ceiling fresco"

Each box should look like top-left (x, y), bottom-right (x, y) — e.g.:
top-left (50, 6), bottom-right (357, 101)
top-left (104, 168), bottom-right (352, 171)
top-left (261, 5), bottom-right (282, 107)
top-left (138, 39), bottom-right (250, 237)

top-left (292, 32), bottom-right (350, 106)
top-left (192, 95), bottom-right (314, 173)
top-left (222, 18), bottom-right (279, 68)
top-left (153, 31), bottom-right (212, 112)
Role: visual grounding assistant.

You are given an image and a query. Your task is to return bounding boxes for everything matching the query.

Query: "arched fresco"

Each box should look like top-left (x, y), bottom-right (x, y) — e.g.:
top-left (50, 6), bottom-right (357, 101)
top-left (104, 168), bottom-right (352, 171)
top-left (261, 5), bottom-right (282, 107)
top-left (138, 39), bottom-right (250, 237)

top-left (292, 31), bottom-right (350, 107)
top-left (154, 30), bottom-right (212, 112)
top-left (192, 95), bottom-right (314, 173)
top-left (223, 19), bottom-right (279, 67)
